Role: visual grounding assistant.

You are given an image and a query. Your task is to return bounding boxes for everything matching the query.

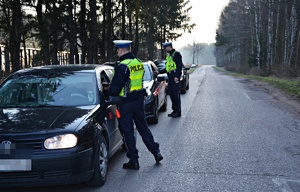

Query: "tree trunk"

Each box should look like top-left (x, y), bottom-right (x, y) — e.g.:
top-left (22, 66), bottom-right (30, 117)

top-left (121, 0), bottom-right (126, 39)
top-left (79, 0), bottom-right (88, 64)
top-left (100, 0), bottom-right (106, 63)
top-left (289, 0), bottom-right (298, 76)
top-left (22, 34), bottom-right (28, 68)
top-left (274, 0), bottom-right (281, 68)
top-left (254, 0), bottom-right (261, 70)
top-left (36, 0), bottom-right (51, 65)
top-left (133, 0), bottom-right (140, 57)
top-left (128, 2), bottom-right (133, 41)
top-left (107, 0), bottom-right (113, 61)
top-left (51, 2), bottom-right (58, 65)
top-left (88, 0), bottom-right (98, 63)
top-left (4, 40), bottom-right (10, 73)
top-left (296, 28), bottom-right (300, 75)
top-left (10, 0), bottom-right (22, 72)
top-left (283, 1), bottom-right (290, 67)
top-left (67, 0), bottom-right (77, 64)
top-left (267, 0), bottom-right (274, 69)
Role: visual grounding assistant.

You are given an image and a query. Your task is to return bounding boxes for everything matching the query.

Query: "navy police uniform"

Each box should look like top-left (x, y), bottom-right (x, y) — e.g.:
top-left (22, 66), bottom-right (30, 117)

top-left (108, 40), bottom-right (163, 169)
top-left (162, 42), bottom-right (183, 117)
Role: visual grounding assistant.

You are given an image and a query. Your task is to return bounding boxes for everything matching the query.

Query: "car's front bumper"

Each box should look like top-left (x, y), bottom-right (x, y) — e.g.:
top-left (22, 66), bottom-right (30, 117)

top-left (0, 147), bottom-right (94, 187)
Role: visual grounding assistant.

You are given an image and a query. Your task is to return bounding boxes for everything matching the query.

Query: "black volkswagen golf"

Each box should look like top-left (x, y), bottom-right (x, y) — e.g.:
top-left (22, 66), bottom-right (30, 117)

top-left (0, 64), bottom-right (123, 187)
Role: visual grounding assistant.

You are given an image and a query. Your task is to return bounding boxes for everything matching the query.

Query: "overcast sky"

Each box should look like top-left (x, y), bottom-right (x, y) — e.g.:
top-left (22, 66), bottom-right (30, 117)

top-left (172, 0), bottom-right (230, 49)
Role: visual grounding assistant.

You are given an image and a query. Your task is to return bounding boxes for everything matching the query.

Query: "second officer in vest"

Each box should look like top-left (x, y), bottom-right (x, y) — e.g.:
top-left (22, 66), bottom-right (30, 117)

top-left (108, 40), bottom-right (163, 170)
top-left (162, 42), bottom-right (183, 118)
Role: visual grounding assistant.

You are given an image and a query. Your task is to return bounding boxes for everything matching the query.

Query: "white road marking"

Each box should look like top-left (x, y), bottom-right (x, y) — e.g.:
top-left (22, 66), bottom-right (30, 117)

top-left (272, 178), bottom-right (300, 192)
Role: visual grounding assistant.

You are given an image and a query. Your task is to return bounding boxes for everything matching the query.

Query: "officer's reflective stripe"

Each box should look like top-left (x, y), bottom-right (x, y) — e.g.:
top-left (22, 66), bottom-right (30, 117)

top-left (130, 76), bottom-right (141, 80)
top-left (130, 85), bottom-right (141, 90)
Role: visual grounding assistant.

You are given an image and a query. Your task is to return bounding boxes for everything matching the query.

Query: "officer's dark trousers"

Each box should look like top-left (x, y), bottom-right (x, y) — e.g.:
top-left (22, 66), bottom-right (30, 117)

top-left (168, 78), bottom-right (181, 114)
top-left (118, 96), bottom-right (160, 163)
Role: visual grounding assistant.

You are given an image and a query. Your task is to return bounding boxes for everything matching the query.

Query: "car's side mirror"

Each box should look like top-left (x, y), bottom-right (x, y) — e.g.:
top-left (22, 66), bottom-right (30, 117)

top-left (157, 74), bottom-right (167, 81)
top-left (102, 82), bottom-right (110, 88)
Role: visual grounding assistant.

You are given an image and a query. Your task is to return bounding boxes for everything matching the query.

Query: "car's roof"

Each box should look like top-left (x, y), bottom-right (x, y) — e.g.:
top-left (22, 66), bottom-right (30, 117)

top-left (142, 60), bottom-right (155, 64)
top-left (11, 64), bottom-right (113, 76)
top-left (154, 59), bottom-right (166, 63)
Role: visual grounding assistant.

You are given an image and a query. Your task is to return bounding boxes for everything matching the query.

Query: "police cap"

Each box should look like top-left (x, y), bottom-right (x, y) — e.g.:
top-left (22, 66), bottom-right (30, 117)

top-left (113, 40), bottom-right (132, 48)
top-left (162, 42), bottom-right (172, 48)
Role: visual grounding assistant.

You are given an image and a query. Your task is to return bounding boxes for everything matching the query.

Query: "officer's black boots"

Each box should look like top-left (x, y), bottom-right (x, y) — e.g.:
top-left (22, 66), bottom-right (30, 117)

top-left (168, 111), bottom-right (175, 117)
top-left (154, 152), bottom-right (163, 163)
top-left (171, 112), bottom-right (181, 118)
top-left (168, 111), bottom-right (181, 118)
top-left (123, 161), bottom-right (140, 170)
top-left (123, 153), bottom-right (163, 169)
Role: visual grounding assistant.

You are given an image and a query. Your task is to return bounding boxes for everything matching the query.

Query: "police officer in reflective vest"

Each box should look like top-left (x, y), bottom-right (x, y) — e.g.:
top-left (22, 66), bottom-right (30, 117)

top-left (162, 42), bottom-right (183, 118)
top-left (108, 40), bottom-right (163, 170)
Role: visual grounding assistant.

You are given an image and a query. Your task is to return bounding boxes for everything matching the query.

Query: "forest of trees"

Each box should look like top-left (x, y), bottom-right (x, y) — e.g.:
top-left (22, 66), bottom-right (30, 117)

top-left (0, 0), bottom-right (195, 74)
top-left (215, 0), bottom-right (300, 78)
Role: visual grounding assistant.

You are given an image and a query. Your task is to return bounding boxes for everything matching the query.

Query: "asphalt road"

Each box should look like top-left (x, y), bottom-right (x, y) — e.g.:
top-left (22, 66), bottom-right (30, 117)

top-left (7, 65), bottom-right (300, 192)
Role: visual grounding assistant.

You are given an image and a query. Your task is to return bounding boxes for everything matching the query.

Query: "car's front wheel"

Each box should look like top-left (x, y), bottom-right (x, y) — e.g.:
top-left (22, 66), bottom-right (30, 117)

top-left (180, 81), bottom-right (187, 94)
top-left (186, 80), bottom-right (189, 90)
top-left (86, 135), bottom-right (108, 187)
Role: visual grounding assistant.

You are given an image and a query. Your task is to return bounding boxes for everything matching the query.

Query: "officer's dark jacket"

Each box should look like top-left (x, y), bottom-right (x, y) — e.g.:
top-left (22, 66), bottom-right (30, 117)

top-left (161, 49), bottom-right (183, 78)
top-left (108, 52), bottom-right (145, 103)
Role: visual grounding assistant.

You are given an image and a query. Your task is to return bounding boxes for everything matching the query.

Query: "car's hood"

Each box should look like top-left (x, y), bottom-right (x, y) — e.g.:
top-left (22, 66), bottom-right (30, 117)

top-left (0, 107), bottom-right (94, 133)
top-left (143, 80), bottom-right (154, 90)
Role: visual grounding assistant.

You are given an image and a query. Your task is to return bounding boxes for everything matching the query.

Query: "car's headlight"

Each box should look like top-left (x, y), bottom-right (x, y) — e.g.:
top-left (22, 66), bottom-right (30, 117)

top-left (44, 134), bottom-right (77, 149)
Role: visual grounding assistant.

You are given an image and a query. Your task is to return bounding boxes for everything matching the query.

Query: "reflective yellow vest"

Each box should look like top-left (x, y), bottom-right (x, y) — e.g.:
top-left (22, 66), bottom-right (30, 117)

top-left (119, 58), bottom-right (144, 97)
top-left (165, 51), bottom-right (177, 72)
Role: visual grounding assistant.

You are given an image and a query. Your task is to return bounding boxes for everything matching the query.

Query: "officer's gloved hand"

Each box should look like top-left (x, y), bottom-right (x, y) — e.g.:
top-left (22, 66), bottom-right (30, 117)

top-left (107, 96), bottom-right (123, 106)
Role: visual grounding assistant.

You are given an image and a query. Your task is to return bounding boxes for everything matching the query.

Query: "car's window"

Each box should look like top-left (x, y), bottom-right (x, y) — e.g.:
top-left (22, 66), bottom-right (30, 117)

top-left (0, 72), bottom-right (98, 107)
top-left (100, 71), bottom-right (110, 84)
top-left (143, 64), bottom-right (152, 81)
top-left (154, 60), bottom-right (166, 71)
top-left (100, 70), bottom-right (111, 100)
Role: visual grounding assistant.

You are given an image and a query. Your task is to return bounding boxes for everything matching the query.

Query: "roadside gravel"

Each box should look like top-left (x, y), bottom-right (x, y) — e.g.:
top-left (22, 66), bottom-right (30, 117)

top-left (245, 78), bottom-right (300, 115)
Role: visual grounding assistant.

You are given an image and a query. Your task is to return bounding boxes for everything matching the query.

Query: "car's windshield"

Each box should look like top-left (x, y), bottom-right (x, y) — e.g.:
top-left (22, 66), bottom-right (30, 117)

top-left (0, 72), bottom-right (98, 107)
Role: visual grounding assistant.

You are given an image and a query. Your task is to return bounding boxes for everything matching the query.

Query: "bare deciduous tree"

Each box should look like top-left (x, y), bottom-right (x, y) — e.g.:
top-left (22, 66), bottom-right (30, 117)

top-left (215, 0), bottom-right (300, 77)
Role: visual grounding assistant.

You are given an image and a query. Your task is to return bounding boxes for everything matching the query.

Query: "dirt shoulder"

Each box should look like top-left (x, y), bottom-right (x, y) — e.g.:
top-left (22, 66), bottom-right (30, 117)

top-left (246, 78), bottom-right (300, 115)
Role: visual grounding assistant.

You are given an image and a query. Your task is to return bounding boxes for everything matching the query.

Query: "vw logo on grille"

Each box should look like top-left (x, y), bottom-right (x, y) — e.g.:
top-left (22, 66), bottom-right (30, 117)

top-left (1, 140), bottom-right (12, 145)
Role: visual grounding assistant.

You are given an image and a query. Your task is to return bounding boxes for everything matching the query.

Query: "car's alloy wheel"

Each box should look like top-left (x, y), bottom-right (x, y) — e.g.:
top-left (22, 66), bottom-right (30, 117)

top-left (181, 84), bottom-right (187, 94)
top-left (99, 139), bottom-right (108, 177)
top-left (86, 135), bottom-right (108, 187)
